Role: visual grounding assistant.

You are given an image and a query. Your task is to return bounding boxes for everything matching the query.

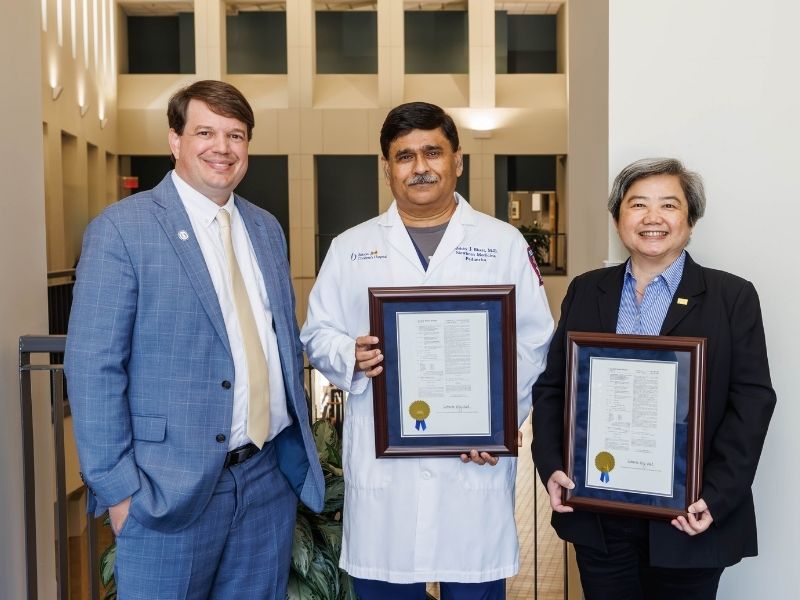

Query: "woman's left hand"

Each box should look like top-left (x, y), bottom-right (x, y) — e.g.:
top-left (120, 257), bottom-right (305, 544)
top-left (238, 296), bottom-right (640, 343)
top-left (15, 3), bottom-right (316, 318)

top-left (671, 498), bottom-right (714, 536)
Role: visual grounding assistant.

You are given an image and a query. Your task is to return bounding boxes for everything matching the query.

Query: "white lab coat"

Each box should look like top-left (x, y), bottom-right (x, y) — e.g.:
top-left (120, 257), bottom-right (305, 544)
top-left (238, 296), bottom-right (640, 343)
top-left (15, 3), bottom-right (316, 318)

top-left (300, 195), bottom-right (553, 583)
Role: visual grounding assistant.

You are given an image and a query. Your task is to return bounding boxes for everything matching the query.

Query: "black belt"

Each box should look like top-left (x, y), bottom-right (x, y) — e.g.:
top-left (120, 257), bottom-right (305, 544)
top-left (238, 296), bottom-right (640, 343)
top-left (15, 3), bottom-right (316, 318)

top-left (223, 443), bottom-right (261, 468)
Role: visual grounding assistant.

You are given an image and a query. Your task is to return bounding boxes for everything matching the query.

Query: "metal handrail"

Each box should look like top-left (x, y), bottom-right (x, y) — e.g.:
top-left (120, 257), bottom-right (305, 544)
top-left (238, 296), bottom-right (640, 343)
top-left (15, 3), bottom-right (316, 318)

top-left (47, 268), bottom-right (76, 281)
top-left (19, 335), bottom-right (101, 600)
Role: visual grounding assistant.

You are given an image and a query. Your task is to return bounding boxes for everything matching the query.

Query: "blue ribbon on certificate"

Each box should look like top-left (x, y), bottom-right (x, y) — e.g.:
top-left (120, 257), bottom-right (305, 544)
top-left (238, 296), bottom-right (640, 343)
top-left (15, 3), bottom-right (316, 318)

top-left (595, 451), bottom-right (615, 484)
top-left (409, 400), bottom-right (430, 433)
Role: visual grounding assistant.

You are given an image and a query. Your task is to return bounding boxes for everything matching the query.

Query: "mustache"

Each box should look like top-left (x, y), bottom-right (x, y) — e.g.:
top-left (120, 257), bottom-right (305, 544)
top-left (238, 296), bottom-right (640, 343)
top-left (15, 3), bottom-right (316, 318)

top-left (408, 173), bottom-right (439, 185)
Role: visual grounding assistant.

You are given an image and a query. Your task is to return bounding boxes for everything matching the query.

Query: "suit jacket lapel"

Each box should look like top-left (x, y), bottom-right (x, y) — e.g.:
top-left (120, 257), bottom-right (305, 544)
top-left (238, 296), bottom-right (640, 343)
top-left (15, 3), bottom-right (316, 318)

top-left (235, 197), bottom-right (286, 325)
top-left (236, 198), bottom-right (293, 348)
top-left (660, 252), bottom-right (705, 335)
top-left (597, 263), bottom-right (626, 333)
top-left (237, 198), bottom-right (303, 415)
top-left (150, 175), bottom-right (232, 355)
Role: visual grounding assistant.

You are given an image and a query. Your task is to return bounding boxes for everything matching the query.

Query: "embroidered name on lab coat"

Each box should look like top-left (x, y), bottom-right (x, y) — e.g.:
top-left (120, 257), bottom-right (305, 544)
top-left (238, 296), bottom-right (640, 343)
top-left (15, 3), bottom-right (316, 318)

top-left (455, 245), bottom-right (498, 263)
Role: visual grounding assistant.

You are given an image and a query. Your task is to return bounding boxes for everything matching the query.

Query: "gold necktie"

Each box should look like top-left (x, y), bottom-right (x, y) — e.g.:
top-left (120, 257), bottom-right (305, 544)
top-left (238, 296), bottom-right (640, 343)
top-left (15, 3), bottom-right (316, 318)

top-left (217, 208), bottom-right (270, 448)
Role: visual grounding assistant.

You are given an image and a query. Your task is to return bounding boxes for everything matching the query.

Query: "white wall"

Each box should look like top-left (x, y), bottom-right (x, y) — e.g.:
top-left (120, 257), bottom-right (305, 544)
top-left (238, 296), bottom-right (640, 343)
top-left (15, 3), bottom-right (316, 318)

top-left (609, 1), bottom-right (798, 596)
top-left (0, 1), bottom-right (49, 598)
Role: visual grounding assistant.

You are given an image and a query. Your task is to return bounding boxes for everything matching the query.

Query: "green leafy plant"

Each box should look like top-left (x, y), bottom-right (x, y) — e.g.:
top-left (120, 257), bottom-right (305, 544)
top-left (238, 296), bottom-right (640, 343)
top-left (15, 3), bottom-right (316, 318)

top-left (99, 515), bottom-right (117, 600)
top-left (288, 418), bottom-right (355, 599)
top-left (518, 222), bottom-right (550, 266)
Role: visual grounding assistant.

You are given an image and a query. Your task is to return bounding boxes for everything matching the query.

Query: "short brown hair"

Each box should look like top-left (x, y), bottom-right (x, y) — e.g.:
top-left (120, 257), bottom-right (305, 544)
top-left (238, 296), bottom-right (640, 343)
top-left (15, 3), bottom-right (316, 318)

top-left (167, 80), bottom-right (255, 140)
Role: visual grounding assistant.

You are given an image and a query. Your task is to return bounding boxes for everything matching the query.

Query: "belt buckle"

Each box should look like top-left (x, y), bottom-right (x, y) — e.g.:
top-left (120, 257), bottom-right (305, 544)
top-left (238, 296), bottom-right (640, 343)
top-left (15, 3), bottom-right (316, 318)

top-left (225, 443), bottom-right (258, 468)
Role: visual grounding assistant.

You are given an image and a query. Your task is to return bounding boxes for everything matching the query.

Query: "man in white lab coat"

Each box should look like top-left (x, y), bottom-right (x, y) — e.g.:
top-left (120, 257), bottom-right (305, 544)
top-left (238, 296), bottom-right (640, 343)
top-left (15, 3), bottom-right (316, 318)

top-left (301, 102), bottom-right (553, 599)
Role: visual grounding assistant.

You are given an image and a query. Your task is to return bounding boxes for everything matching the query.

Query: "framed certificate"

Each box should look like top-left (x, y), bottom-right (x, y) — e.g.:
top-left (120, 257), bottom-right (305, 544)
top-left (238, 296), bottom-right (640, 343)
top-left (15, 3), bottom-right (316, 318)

top-left (368, 285), bottom-right (518, 458)
top-left (563, 332), bottom-right (706, 519)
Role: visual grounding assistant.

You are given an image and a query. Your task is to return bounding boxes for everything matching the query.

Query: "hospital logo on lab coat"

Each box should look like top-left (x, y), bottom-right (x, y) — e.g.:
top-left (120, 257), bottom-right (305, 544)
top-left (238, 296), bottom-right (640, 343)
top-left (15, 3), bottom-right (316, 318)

top-left (351, 249), bottom-right (388, 262)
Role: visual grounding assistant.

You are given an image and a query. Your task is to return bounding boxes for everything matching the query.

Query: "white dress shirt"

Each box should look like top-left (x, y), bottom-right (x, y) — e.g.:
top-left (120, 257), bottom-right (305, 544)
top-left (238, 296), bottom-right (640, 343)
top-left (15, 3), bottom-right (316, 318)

top-left (172, 171), bottom-right (291, 450)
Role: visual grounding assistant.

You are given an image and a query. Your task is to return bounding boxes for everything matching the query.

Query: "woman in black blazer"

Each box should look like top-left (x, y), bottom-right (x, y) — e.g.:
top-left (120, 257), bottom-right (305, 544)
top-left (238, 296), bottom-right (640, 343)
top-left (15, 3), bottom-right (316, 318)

top-left (532, 158), bottom-right (776, 599)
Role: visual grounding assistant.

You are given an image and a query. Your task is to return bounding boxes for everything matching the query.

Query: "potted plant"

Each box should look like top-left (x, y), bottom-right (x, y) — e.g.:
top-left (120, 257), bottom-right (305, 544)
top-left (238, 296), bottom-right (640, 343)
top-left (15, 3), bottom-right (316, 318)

top-left (517, 222), bottom-right (550, 267)
top-left (288, 418), bottom-right (355, 599)
top-left (99, 516), bottom-right (117, 600)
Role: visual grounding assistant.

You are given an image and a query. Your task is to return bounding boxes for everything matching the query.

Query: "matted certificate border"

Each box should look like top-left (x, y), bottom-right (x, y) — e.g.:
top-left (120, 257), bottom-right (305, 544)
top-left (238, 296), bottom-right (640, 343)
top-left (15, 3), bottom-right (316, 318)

top-left (564, 332), bottom-right (706, 520)
top-left (368, 285), bottom-right (518, 458)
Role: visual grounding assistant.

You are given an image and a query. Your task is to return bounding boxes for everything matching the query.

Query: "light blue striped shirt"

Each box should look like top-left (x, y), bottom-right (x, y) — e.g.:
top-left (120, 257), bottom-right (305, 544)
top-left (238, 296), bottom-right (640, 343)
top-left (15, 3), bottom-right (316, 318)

top-left (616, 251), bottom-right (686, 335)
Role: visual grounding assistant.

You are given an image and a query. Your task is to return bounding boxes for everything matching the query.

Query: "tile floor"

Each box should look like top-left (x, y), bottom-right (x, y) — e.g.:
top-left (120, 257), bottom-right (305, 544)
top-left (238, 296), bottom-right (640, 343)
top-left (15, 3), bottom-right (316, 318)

top-left (507, 417), bottom-right (566, 599)
top-left (428, 417), bottom-right (567, 600)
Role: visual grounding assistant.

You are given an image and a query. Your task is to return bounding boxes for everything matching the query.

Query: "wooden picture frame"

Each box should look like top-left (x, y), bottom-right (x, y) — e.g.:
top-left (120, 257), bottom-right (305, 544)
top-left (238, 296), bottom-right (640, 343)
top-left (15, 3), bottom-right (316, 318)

top-left (368, 285), bottom-right (518, 458)
top-left (563, 332), bottom-right (706, 519)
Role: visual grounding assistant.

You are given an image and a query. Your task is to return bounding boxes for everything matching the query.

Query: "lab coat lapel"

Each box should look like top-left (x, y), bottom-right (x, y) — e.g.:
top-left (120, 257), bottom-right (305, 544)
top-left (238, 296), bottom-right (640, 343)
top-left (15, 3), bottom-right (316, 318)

top-left (150, 176), bottom-right (232, 355)
top-left (236, 198), bottom-right (290, 342)
top-left (425, 194), bottom-right (470, 276)
top-left (383, 202), bottom-right (427, 274)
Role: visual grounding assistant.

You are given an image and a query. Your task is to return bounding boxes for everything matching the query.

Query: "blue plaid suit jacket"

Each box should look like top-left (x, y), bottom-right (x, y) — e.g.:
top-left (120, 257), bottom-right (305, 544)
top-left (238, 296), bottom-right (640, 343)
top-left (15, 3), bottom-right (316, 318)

top-left (65, 174), bottom-right (324, 532)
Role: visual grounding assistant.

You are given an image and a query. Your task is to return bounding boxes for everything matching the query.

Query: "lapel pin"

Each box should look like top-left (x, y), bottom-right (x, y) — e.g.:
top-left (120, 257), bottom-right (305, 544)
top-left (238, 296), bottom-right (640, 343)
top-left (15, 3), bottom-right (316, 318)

top-left (677, 297), bottom-right (688, 305)
top-left (178, 230), bottom-right (190, 241)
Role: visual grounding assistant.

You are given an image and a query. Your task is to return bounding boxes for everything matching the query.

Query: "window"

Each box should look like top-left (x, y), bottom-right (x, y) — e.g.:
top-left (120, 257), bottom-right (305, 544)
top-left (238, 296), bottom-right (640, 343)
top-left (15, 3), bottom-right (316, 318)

top-left (315, 156), bottom-right (379, 269)
top-left (496, 13), bottom-right (557, 74)
top-left (235, 156), bottom-right (290, 242)
top-left (226, 11), bottom-right (287, 74)
top-left (126, 14), bottom-right (194, 74)
top-left (495, 155), bottom-right (564, 273)
top-left (316, 11), bottom-right (377, 74)
top-left (405, 11), bottom-right (468, 74)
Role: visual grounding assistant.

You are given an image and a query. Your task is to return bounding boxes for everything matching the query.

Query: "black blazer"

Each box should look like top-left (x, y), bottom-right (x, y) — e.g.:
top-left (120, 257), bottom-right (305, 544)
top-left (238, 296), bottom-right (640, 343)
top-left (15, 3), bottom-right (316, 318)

top-left (532, 253), bottom-right (776, 568)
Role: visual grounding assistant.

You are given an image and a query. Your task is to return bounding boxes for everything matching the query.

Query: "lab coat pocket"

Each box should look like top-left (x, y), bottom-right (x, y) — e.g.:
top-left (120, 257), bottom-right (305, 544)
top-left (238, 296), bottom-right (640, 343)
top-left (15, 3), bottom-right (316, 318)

top-left (343, 415), bottom-right (392, 489)
top-left (456, 456), bottom-right (516, 491)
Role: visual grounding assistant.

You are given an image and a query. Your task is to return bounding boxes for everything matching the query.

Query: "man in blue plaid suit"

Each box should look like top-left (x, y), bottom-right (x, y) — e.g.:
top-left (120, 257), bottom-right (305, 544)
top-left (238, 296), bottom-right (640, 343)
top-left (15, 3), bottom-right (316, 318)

top-left (65, 80), bottom-right (324, 599)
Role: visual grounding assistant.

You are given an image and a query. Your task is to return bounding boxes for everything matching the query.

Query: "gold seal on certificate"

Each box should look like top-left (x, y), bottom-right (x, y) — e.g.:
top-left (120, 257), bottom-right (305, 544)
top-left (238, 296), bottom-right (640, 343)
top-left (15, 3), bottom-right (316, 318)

top-left (595, 451), bottom-right (615, 483)
top-left (409, 400), bottom-right (431, 431)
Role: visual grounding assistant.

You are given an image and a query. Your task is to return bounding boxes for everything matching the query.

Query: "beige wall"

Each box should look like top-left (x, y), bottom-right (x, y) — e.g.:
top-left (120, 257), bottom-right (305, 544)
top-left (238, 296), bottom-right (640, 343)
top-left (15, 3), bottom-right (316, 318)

top-left (36, 5), bottom-right (574, 318)
top-left (41, 0), bottom-right (119, 270)
top-left (0, 1), bottom-right (49, 598)
top-left (110, 0), bottom-right (569, 322)
top-left (565, 0), bottom-right (609, 278)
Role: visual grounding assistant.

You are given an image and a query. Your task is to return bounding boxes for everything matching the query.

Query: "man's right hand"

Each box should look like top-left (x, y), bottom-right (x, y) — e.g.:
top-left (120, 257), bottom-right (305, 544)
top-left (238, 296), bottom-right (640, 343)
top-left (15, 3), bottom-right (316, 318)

top-left (355, 335), bottom-right (383, 378)
top-left (546, 470), bottom-right (575, 513)
top-left (109, 496), bottom-right (132, 535)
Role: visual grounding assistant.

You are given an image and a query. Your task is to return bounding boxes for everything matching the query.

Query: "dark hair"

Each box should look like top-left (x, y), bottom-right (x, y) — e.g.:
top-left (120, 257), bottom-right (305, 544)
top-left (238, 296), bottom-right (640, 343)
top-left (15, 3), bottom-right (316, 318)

top-left (379, 102), bottom-right (459, 159)
top-left (608, 158), bottom-right (706, 226)
top-left (167, 80), bottom-right (255, 140)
